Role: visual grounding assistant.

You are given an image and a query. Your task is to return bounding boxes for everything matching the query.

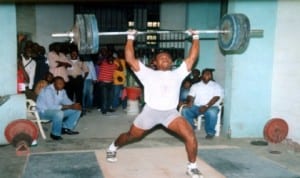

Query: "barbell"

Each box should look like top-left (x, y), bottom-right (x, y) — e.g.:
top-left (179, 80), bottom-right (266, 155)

top-left (52, 13), bottom-right (264, 54)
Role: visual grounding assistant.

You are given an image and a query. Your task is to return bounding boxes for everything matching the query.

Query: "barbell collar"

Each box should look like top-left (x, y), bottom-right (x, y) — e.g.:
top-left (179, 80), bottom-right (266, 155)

top-left (249, 29), bottom-right (264, 37)
top-left (51, 32), bottom-right (74, 38)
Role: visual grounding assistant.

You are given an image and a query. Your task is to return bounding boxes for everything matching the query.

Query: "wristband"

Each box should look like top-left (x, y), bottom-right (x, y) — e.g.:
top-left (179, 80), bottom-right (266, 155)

top-left (127, 35), bottom-right (135, 40)
top-left (192, 35), bottom-right (199, 40)
top-left (204, 104), bottom-right (209, 108)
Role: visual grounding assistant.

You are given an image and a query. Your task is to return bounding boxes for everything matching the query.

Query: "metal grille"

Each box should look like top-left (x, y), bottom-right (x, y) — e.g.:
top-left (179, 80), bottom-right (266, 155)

top-left (74, 2), bottom-right (185, 58)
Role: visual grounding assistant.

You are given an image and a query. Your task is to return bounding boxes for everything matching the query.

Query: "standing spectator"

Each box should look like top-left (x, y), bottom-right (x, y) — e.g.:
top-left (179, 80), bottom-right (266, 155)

top-left (17, 56), bottom-right (29, 93)
top-left (94, 53), bottom-right (102, 111)
top-left (65, 48), bottom-right (89, 105)
top-left (112, 50), bottom-right (127, 111)
top-left (97, 48), bottom-right (117, 114)
top-left (21, 45), bottom-right (36, 90)
top-left (36, 76), bottom-right (82, 140)
top-left (82, 55), bottom-right (97, 114)
top-left (182, 68), bottom-right (224, 139)
top-left (48, 42), bottom-right (71, 83)
top-left (33, 45), bottom-right (49, 90)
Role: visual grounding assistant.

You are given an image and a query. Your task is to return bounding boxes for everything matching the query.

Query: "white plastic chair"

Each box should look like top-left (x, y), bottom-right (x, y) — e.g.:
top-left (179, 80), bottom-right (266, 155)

top-left (179, 104), bottom-right (223, 136)
top-left (195, 105), bottom-right (222, 136)
top-left (26, 99), bottom-right (50, 139)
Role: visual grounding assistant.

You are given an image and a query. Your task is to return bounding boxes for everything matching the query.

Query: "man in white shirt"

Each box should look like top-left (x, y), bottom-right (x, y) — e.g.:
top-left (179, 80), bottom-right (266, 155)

top-left (182, 68), bottom-right (224, 139)
top-left (22, 46), bottom-right (36, 90)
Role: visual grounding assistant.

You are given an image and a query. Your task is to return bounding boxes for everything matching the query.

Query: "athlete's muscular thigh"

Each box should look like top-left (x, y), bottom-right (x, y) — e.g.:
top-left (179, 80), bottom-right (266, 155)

top-left (167, 116), bottom-right (195, 140)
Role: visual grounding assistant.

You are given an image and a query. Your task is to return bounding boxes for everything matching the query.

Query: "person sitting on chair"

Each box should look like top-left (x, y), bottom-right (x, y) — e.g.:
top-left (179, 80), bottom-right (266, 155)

top-left (177, 79), bottom-right (192, 110)
top-left (182, 68), bottom-right (224, 139)
top-left (36, 76), bottom-right (82, 140)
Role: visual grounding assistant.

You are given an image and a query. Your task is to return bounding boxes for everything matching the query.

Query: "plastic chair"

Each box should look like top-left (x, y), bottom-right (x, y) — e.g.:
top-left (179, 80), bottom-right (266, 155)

top-left (26, 99), bottom-right (50, 139)
top-left (179, 104), bottom-right (223, 136)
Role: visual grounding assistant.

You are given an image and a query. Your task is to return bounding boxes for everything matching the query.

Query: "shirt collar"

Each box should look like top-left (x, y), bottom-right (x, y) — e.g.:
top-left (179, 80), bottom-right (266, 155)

top-left (50, 84), bottom-right (60, 94)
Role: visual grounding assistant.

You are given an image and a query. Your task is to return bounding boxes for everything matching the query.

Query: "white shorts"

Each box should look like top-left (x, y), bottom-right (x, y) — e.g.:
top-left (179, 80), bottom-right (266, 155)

top-left (133, 104), bottom-right (181, 130)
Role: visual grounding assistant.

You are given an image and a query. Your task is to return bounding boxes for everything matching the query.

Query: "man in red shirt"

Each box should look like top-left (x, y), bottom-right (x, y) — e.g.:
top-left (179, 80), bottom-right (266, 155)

top-left (97, 48), bottom-right (117, 114)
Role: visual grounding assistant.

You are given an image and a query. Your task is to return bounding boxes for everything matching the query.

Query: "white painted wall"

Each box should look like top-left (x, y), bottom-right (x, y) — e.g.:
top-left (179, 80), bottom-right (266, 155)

top-left (35, 5), bottom-right (74, 52)
top-left (272, 0), bottom-right (300, 143)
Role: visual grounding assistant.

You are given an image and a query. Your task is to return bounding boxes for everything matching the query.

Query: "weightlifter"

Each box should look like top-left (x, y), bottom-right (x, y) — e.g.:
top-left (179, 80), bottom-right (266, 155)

top-left (106, 29), bottom-right (203, 178)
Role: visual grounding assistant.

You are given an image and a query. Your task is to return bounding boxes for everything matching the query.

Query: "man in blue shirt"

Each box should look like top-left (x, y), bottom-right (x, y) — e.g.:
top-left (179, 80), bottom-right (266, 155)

top-left (36, 76), bottom-right (82, 140)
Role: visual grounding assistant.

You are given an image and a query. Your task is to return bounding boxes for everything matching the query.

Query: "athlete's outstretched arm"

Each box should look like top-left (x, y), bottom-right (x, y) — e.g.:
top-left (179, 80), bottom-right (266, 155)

top-left (184, 31), bottom-right (200, 71)
top-left (125, 31), bottom-right (140, 72)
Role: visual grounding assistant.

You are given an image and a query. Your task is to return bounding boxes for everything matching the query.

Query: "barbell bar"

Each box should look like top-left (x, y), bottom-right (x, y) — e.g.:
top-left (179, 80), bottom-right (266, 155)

top-left (51, 13), bottom-right (264, 54)
top-left (52, 30), bottom-right (230, 37)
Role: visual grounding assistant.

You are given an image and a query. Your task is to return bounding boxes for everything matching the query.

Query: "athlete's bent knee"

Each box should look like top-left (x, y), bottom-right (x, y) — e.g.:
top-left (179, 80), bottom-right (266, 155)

top-left (125, 131), bottom-right (143, 142)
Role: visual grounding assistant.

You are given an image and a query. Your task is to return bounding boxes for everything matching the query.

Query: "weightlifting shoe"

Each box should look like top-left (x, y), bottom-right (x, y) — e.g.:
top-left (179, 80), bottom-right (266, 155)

top-left (106, 150), bottom-right (117, 162)
top-left (186, 167), bottom-right (203, 178)
top-left (50, 133), bottom-right (63, 140)
top-left (61, 128), bottom-right (79, 135)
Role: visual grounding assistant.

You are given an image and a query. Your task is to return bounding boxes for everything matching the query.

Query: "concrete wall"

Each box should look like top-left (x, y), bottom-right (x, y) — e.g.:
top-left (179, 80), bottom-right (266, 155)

top-left (0, 5), bottom-right (27, 145)
top-left (160, 2), bottom-right (186, 30)
top-left (224, 0), bottom-right (277, 137)
top-left (16, 5), bottom-right (36, 41)
top-left (272, 0), bottom-right (300, 143)
top-left (35, 4), bottom-right (74, 52)
top-left (186, 1), bottom-right (226, 86)
top-left (0, 5), bottom-right (18, 95)
top-left (16, 4), bottom-right (74, 52)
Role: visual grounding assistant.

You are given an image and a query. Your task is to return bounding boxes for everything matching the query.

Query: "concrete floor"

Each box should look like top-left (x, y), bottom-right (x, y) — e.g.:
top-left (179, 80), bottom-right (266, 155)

top-left (1, 107), bottom-right (300, 178)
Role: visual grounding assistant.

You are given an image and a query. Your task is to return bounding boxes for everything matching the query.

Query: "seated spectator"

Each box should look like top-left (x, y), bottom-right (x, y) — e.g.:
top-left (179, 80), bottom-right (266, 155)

top-left (36, 76), bottom-right (82, 140)
top-left (177, 79), bottom-right (192, 110)
top-left (182, 68), bottom-right (224, 139)
top-left (186, 68), bottom-right (201, 84)
top-left (34, 72), bottom-right (54, 97)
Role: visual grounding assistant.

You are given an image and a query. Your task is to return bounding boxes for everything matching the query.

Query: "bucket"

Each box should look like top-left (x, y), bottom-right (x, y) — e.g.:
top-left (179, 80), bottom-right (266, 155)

top-left (126, 87), bottom-right (141, 100)
top-left (126, 100), bottom-right (140, 115)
